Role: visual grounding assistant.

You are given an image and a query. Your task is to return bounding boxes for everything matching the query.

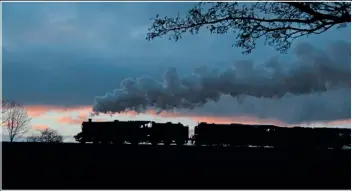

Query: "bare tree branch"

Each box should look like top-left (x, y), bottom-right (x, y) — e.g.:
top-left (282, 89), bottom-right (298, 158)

top-left (146, 2), bottom-right (350, 54)
top-left (2, 100), bottom-right (31, 142)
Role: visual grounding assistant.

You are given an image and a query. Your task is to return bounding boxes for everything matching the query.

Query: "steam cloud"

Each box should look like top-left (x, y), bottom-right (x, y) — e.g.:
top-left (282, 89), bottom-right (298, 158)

top-left (93, 41), bottom-right (351, 117)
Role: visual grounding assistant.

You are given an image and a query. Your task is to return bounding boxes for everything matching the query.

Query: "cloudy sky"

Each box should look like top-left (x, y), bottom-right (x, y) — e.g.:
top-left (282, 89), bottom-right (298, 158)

top-left (2, 2), bottom-right (351, 142)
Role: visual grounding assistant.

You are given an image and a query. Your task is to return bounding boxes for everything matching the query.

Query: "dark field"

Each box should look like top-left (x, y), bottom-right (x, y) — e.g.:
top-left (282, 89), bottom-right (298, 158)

top-left (2, 142), bottom-right (351, 189)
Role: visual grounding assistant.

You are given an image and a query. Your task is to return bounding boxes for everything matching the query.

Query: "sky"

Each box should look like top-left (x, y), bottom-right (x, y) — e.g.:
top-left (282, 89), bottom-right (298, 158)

top-left (2, 2), bottom-right (351, 142)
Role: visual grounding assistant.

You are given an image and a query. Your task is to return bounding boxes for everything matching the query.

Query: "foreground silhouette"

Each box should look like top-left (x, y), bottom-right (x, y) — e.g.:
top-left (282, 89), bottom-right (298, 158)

top-left (3, 119), bottom-right (351, 189)
top-left (2, 142), bottom-right (351, 189)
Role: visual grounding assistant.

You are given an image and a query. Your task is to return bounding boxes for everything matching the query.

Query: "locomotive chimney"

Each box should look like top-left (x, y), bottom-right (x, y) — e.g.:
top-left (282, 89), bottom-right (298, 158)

top-left (88, 118), bottom-right (92, 122)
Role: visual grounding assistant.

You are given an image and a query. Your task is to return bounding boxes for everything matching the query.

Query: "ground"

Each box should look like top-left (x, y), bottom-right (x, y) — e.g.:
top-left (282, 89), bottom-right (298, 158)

top-left (2, 142), bottom-right (351, 189)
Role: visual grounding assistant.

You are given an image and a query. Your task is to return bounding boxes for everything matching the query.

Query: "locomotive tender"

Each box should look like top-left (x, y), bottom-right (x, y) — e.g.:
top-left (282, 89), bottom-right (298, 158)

top-left (74, 119), bottom-right (351, 149)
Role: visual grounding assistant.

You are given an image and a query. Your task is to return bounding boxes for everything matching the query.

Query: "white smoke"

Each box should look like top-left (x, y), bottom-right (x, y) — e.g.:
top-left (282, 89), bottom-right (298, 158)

top-left (92, 41), bottom-right (351, 117)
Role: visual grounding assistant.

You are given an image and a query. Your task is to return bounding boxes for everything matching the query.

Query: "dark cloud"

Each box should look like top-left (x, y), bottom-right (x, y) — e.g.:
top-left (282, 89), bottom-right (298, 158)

top-left (3, 48), bottom-right (228, 106)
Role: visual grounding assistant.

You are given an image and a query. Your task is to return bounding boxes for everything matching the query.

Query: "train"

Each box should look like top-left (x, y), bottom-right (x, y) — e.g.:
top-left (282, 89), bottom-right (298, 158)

top-left (74, 119), bottom-right (351, 149)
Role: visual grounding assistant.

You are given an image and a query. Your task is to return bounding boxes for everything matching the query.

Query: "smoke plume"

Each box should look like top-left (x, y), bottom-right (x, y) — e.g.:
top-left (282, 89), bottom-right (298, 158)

top-left (92, 41), bottom-right (351, 116)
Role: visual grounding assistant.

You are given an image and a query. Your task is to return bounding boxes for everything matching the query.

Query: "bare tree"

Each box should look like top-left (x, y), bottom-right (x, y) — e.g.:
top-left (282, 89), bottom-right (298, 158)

top-left (27, 128), bottom-right (63, 143)
top-left (2, 100), bottom-right (31, 142)
top-left (2, 100), bottom-right (6, 115)
top-left (147, 2), bottom-right (351, 54)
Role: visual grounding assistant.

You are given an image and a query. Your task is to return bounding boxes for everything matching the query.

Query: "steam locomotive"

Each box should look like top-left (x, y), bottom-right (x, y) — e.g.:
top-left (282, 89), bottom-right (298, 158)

top-left (74, 119), bottom-right (189, 146)
top-left (74, 119), bottom-right (351, 149)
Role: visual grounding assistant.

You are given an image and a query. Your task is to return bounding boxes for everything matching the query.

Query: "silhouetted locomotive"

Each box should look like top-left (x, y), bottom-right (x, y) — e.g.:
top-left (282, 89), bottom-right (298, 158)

top-left (74, 119), bottom-right (351, 149)
top-left (74, 119), bottom-right (189, 146)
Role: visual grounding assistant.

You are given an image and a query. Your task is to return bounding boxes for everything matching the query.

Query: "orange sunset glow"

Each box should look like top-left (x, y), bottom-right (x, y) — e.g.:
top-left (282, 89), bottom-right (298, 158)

top-left (33, 124), bottom-right (50, 130)
top-left (26, 105), bottom-right (351, 128)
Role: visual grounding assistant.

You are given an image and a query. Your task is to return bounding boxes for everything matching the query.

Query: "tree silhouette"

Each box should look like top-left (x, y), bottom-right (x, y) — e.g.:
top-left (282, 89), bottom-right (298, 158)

top-left (27, 128), bottom-right (63, 143)
top-left (147, 2), bottom-right (350, 54)
top-left (2, 100), bottom-right (31, 142)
